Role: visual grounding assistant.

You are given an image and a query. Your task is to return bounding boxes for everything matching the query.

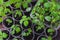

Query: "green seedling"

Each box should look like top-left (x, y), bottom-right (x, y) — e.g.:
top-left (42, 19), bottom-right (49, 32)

top-left (11, 25), bottom-right (21, 35)
top-left (47, 28), bottom-right (55, 35)
top-left (20, 15), bottom-right (30, 27)
top-left (15, 10), bottom-right (22, 17)
top-left (6, 18), bottom-right (12, 25)
top-left (41, 37), bottom-right (47, 40)
top-left (22, 28), bottom-right (32, 36)
top-left (0, 30), bottom-right (8, 40)
top-left (0, 17), bottom-right (3, 23)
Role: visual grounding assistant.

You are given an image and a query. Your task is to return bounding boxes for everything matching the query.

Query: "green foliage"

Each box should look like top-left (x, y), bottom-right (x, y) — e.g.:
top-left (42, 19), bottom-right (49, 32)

top-left (20, 15), bottom-right (30, 26)
top-left (41, 37), bottom-right (47, 40)
top-left (22, 28), bottom-right (32, 36)
top-left (0, 17), bottom-right (3, 23)
top-left (36, 22), bottom-right (45, 31)
top-left (47, 36), bottom-right (52, 40)
top-left (24, 21), bottom-right (29, 27)
top-left (6, 19), bottom-right (12, 23)
top-left (22, 2), bottom-right (28, 8)
top-left (13, 38), bottom-right (18, 40)
top-left (44, 2), bottom-right (51, 8)
top-left (15, 10), bottom-right (22, 17)
top-left (45, 16), bottom-right (51, 21)
top-left (0, 0), bottom-right (3, 4)
top-left (0, 30), bottom-right (8, 40)
top-left (11, 25), bottom-right (21, 35)
top-left (47, 28), bottom-right (55, 35)
top-left (26, 7), bottom-right (31, 12)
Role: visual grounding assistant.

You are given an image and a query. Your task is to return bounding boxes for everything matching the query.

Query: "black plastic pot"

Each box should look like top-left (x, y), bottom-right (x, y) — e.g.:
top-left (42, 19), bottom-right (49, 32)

top-left (9, 24), bottom-right (22, 38)
top-left (45, 27), bottom-right (58, 38)
top-left (12, 38), bottom-right (22, 40)
top-left (22, 20), bottom-right (32, 29)
top-left (2, 17), bottom-right (14, 29)
top-left (2, 30), bottom-right (10, 40)
top-left (33, 34), bottom-right (40, 40)
top-left (9, 35), bottom-right (23, 40)
top-left (22, 28), bottom-right (34, 40)
top-left (33, 25), bottom-right (44, 35)
top-left (37, 35), bottom-right (47, 40)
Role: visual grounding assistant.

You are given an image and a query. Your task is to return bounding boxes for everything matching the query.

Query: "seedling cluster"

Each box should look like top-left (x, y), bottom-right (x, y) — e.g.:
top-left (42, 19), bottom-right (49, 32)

top-left (0, 0), bottom-right (60, 40)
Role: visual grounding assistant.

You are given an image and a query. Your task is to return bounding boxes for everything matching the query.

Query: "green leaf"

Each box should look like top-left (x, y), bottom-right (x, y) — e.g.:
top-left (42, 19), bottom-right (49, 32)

top-left (24, 21), bottom-right (29, 26)
top-left (4, 1), bottom-right (11, 7)
top-left (45, 16), bottom-right (51, 21)
top-left (0, 7), bottom-right (3, 12)
top-left (26, 7), bottom-right (31, 12)
top-left (15, 27), bottom-right (21, 33)
top-left (6, 19), bottom-right (12, 23)
top-left (0, 0), bottom-right (3, 4)
top-left (39, 15), bottom-right (44, 22)
top-left (44, 2), bottom-right (51, 8)
top-left (56, 4), bottom-right (60, 10)
top-left (40, 0), bottom-right (44, 3)
top-left (0, 38), bottom-right (3, 40)
top-left (11, 30), bottom-right (15, 35)
top-left (15, 3), bottom-right (21, 8)
top-left (23, 2), bottom-right (28, 8)
top-left (41, 37), bottom-right (47, 40)
top-left (13, 38), bottom-right (18, 40)
top-left (0, 30), bottom-right (2, 35)
top-left (22, 16), bottom-right (27, 18)
top-left (20, 19), bottom-right (24, 24)
top-left (15, 10), bottom-right (22, 16)
top-left (3, 33), bottom-right (8, 38)
top-left (48, 36), bottom-right (52, 40)
top-left (0, 17), bottom-right (3, 23)
top-left (22, 32), bottom-right (27, 36)
top-left (11, 25), bottom-right (15, 28)
top-left (47, 29), bottom-right (54, 33)
top-left (26, 0), bottom-right (32, 3)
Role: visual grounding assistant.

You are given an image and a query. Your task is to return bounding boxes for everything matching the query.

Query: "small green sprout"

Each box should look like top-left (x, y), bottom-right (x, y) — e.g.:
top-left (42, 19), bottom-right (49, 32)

top-left (0, 17), bottom-right (3, 23)
top-left (22, 28), bottom-right (32, 36)
top-left (0, 30), bottom-right (8, 40)
top-left (20, 15), bottom-right (30, 27)
top-left (41, 37), bottom-right (47, 40)
top-left (11, 25), bottom-right (21, 35)
top-left (6, 19), bottom-right (12, 23)
top-left (15, 10), bottom-right (22, 17)
top-left (47, 28), bottom-right (55, 35)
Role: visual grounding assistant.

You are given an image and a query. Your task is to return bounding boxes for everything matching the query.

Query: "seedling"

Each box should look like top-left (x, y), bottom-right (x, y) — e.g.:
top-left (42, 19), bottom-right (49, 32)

top-left (0, 30), bottom-right (8, 40)
top-left (36, 22), bottom-right (45, 31)
top-left (11, 24), bottom-right (21, 35)
top-left (41, 37), bottom-right (47, 40)
top-left (47, 36), bottom-right (52, 40)
top-left (6, 18), bottom-right (13, 25)
top-left (13, 38), bottom-right (18, 40)
top-left (14, 10), bottom-right (22, 20)
top-left (47, 28), bottom-right (55, 35)
top-left (22, 0), bottom-right (32, 9)
top-left (14, 10), bottom-right (22, 18)
top-left (20, 15), bottom-right (30, 27)
top-left (21, 28), bottom-right (32, 36)
top-left (45, 16), bottom-right (51, 21)
top-left (0, 17), bottom-right (3, 23)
